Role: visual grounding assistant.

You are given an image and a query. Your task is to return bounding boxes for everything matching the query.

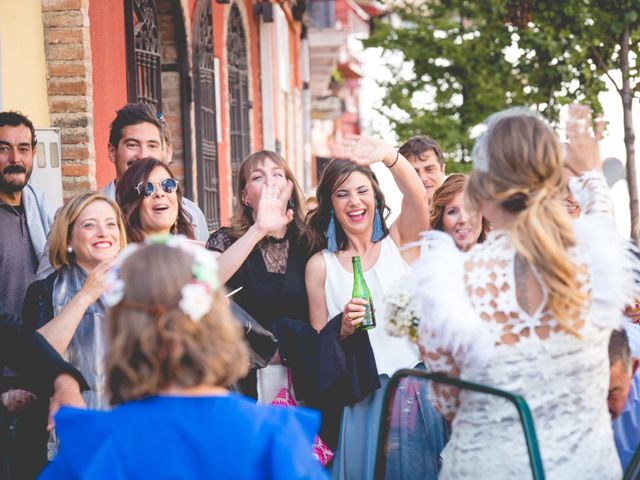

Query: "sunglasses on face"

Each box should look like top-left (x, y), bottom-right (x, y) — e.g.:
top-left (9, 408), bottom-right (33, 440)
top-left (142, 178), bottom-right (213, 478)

top-left (136, 178), bottom-right (179, 197)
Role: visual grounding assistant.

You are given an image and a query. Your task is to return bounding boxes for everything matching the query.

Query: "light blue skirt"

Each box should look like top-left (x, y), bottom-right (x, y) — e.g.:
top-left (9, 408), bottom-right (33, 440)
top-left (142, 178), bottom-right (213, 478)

top-left (331, 372), bottom-right (448, 479)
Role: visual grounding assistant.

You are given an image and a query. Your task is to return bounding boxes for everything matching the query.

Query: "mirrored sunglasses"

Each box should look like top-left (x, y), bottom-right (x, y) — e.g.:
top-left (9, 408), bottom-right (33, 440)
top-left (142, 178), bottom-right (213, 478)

top-left (136, 178), bottom-right (179, 197)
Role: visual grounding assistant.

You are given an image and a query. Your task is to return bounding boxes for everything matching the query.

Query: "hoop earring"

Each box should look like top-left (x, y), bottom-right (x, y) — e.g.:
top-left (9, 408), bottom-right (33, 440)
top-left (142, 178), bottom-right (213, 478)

top-left (326, 209), bottom-right (338, 253)
top-left (371, 201), bottom-right (384, 242)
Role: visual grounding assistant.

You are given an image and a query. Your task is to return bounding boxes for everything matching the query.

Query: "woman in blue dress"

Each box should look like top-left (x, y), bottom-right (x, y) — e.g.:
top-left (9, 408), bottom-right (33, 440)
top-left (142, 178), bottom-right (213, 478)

top-left (40, 236), bottom-right (327, 480)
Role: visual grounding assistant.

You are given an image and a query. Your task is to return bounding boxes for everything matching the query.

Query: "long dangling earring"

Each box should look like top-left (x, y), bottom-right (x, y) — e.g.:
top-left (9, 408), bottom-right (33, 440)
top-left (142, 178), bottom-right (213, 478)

top-left (326, 209), bottom-right (338, 253)
top-left (371, 201), bottom-right (384, 242)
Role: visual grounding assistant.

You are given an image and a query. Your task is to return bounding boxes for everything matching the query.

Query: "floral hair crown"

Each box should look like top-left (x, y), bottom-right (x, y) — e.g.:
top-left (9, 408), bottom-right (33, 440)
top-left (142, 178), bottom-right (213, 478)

top-left (104, 234), bottom-right (220, 322)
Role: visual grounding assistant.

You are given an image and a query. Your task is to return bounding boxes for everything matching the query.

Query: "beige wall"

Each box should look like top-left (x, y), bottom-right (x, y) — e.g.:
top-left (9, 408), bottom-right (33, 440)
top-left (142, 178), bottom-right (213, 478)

top-left (0, 0), bottom-right (50, 126)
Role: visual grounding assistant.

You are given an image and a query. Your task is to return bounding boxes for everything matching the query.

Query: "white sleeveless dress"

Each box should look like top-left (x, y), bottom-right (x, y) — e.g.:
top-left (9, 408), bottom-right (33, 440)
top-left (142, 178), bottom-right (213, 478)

top-left (322, 235), bottom-right (418, 376)
top-left (413, 171), bottom-right (637, 479)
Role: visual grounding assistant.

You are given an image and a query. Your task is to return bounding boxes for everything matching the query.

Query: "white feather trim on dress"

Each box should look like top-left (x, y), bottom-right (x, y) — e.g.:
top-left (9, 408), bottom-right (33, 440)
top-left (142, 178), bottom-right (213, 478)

top-left (411, 230), bottom-right (494, 367)
top-left (569, 170), bottom-right (640, 330)
top-left (573, 215), bottom-right (640, 330)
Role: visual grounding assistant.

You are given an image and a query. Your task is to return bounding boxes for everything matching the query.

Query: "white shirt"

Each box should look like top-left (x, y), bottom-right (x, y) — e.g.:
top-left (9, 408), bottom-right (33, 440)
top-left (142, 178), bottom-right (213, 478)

top-left (321, 236), bottom-right (419, 376)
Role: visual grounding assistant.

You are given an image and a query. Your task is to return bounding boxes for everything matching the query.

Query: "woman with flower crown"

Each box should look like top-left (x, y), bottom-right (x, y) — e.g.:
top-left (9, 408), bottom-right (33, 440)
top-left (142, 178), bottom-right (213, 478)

top-left (39, 236), bottom-right (328, 480)
top-left (304, 136), bottom-right (428, 477)
top-left (412, 105), bottom-right (638, 478)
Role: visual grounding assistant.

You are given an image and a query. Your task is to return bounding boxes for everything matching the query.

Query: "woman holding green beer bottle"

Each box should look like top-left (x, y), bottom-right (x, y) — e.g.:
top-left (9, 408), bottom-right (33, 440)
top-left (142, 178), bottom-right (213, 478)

top-left (305, 135), bottom-right (427, 343)
top-left (305, 135), bottom-right (430, 478)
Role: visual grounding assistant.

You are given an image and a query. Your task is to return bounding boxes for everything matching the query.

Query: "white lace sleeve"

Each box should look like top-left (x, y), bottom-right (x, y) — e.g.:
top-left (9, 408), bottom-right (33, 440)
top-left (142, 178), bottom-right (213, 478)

top-left (571, 171), bottom-right (640, 329)
top-left (569, 170), bottom-right (615, 218)
top-left (413, 231), bottom-right (494, 418)
top-left (420, 324), bottom-right (461, 420)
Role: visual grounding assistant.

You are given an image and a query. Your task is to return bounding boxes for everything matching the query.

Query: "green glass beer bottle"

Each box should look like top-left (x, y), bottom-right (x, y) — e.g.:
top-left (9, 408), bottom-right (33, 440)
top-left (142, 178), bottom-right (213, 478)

top-left (351, 256), bottom-right (376, 330)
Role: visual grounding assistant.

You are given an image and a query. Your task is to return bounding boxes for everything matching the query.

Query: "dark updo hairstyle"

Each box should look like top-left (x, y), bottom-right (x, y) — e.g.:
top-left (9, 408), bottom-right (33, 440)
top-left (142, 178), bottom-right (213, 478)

top-left (306, 159), bottom-right (390, 254)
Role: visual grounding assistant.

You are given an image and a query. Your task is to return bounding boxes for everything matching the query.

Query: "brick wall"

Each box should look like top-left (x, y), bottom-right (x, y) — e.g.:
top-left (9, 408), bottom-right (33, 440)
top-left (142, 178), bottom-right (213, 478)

top-left (42, 0), bottom-right (96, 199)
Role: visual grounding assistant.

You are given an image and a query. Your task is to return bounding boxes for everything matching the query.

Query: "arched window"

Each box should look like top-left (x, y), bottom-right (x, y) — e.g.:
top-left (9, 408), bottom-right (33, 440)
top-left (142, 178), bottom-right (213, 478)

top-left (125, 0), bottom-right (162, 109)
top-left (227, 4), bottom-right (251, 199)
top-left (193, 0), bottom-right (220, 229)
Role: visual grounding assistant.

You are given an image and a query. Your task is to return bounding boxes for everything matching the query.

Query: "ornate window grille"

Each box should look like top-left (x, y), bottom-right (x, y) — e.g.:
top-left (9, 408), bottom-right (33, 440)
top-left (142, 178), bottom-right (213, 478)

top-left (193, 0), bottom-right (220, 230)
top-left (125, 0), bottom-right (162, 109)
top-left (227, 4), bottom-right (252, 199)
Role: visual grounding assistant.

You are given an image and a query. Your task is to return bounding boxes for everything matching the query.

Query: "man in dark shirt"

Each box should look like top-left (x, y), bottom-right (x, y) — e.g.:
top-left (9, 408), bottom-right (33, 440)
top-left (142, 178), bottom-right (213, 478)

top-left (0, 111), bottom-right (53, 316)
top-left (0, 112), bottom-right (55, 477)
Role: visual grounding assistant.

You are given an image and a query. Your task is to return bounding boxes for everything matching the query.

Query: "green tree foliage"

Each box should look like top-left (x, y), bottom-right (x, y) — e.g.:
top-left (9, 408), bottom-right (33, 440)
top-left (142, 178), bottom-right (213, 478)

top-left (520, 0), bottom-right (640, 240)
top-left (365, 0), bottom-right (640, 239)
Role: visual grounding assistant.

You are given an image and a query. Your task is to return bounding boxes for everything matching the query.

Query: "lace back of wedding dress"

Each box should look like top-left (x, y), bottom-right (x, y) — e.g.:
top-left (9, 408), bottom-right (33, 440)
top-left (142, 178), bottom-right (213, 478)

top-left (413, 172), bottom-right (639, 479)
top-left (439, 232), bottom-right (620, 479)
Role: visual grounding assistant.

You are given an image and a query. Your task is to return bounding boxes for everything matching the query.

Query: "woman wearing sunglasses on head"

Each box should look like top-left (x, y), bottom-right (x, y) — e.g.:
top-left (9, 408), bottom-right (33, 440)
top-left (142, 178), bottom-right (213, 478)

top-left (116, 158), bottom-right (194, 243)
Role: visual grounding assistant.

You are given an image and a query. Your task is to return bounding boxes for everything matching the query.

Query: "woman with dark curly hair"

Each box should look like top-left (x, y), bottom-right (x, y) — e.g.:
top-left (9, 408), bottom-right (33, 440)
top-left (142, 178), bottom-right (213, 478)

top-left (115, 157), bottom-right (194, 242)
top-left (430, 173), bottom-right (490, 251)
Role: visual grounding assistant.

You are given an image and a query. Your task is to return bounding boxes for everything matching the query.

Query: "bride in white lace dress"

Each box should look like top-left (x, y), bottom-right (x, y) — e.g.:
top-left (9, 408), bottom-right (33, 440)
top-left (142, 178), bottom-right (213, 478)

top-left (414, 106), bottom-right (638, 479)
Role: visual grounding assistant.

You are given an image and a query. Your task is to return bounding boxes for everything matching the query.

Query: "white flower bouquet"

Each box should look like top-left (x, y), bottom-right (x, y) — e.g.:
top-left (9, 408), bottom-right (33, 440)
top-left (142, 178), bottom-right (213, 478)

top-left (384, 284), bottom-right (421, 343)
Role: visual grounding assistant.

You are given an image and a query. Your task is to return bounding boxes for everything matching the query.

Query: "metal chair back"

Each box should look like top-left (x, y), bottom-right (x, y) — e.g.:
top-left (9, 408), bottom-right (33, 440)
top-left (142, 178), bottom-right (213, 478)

top-left (374, 369), bottom-right (545, 480)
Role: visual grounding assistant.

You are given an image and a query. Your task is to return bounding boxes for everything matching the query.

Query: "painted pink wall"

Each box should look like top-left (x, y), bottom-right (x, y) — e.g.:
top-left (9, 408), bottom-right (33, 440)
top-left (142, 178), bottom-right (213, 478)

top-left (89, 0), bottom-right (128, 189)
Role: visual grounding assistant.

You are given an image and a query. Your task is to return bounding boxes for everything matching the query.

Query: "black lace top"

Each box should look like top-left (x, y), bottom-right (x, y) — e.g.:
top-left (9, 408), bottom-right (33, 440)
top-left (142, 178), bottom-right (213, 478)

top-left (206, 227), bottom-right (310, 333)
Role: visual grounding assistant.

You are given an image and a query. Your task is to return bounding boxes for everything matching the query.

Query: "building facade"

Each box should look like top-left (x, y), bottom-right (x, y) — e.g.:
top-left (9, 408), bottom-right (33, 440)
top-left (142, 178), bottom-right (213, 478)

top-left (307, 0), bottom-right (380, 184)
top-left (0, 0), bottom-right (375, 230)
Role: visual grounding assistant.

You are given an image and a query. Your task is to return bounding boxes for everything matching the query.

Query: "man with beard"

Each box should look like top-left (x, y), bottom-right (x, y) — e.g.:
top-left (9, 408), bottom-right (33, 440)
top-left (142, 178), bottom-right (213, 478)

top-left (0, 111), bottom-right (55, 478)
top-left (0, 111), bottom-right (53, 316)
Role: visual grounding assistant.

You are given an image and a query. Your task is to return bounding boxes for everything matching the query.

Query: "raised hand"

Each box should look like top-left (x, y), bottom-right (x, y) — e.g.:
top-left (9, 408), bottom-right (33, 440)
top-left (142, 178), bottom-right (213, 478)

top-left (253, 180), bottom-right (295, 235)
top-left (565, 104), bottom-right (604, 175)
top-left (344, 135), bottom-right (397, 168)
top-left (81, 258), bottom-right (115, 303)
